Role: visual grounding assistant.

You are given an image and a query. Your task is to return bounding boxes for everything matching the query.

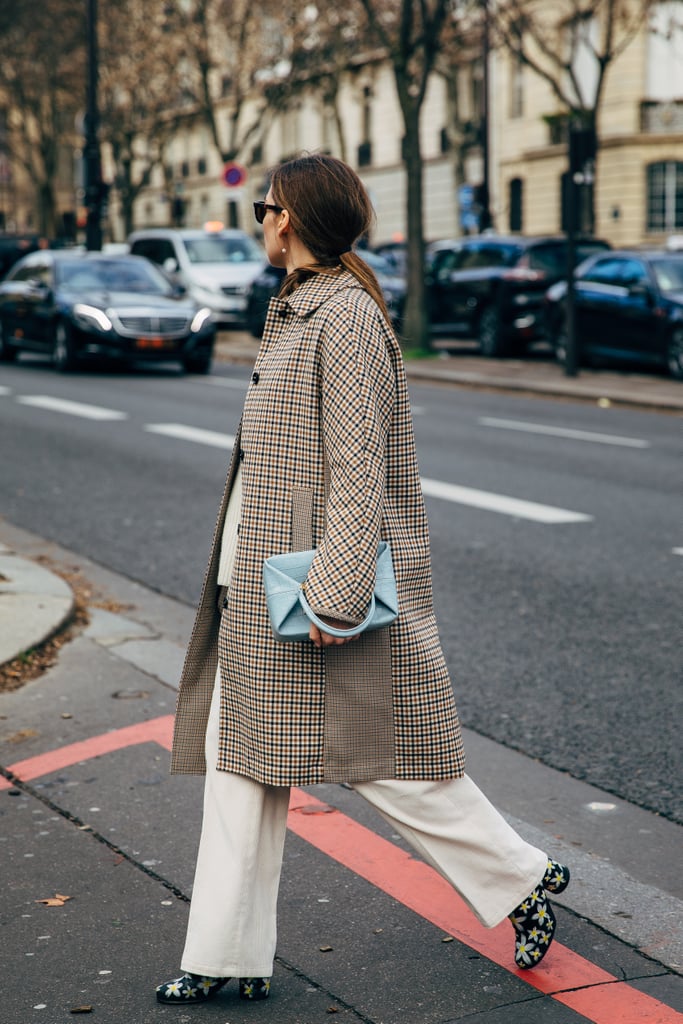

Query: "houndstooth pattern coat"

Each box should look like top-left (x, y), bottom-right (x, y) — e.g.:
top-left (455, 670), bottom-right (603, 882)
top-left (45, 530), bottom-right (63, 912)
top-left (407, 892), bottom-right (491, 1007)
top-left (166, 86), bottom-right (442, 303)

top-left (171, 269), bottom-right (465, 785)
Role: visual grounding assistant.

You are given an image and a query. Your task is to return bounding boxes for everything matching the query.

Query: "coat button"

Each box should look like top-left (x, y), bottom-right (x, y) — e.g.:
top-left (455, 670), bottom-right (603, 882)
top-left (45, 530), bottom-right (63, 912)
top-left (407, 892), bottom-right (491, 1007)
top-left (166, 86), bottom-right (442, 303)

top-left (278, 307), bottom-right (288, 318)
top-left (252, 371), bottom-right (260, 384)
top-left (239, 448), bottom-right (245, 461)
top-left (222, 596), bottom-right (228, 609)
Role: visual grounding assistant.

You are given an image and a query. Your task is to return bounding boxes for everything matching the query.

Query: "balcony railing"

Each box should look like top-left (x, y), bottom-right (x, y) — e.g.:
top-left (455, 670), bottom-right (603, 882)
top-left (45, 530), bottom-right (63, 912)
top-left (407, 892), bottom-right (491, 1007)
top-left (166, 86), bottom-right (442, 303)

top-left (641, 100), bottom-right (683, 134)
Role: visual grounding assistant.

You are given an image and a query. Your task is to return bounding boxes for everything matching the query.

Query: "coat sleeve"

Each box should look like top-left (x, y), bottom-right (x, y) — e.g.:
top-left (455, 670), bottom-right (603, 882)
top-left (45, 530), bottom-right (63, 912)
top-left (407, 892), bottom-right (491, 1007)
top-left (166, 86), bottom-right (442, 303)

top-left (303, 293), bottom-right (395, 623)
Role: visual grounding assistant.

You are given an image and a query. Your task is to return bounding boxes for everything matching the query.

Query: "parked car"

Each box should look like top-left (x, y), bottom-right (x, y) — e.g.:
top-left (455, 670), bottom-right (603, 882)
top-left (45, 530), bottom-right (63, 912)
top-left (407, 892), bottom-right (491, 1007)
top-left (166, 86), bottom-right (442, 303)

top-left (0, 250), bottom-right (216, 373)
top-left (244, 250), bottom-right (406, 338)
top-left (245, 264), bottom-right (286, 338)
top-left (0, 233), bottom-right (41, 279)
top-left (426, 235), bottom-right (611, 356)
top-left (128, 225), bottom-right (265, 326)
top-left (372, 240), bottom-right (408, 275)
top-left (544, 249), bottom-right (683, 379)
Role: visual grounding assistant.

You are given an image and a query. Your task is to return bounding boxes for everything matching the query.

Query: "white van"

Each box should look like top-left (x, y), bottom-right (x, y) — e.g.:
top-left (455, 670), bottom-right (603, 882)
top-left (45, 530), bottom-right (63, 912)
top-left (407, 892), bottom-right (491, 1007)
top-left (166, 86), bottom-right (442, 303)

top-left (128, 226), bottom-right (265, 325)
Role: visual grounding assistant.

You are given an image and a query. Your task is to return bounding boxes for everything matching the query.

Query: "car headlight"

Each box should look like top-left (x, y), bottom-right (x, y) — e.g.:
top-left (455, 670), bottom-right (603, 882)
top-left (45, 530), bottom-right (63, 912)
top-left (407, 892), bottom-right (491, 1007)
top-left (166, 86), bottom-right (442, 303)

top-left (191, 307), bottom-right (213, 332)
top-left (73, 303), bottom-right (113, 331)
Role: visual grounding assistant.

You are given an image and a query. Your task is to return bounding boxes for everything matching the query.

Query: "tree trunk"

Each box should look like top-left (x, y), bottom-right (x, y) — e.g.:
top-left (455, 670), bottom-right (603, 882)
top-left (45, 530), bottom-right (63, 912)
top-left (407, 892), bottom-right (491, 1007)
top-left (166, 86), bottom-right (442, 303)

top-left (37, 180), bottom-right (56, 238)
top-left (400, 105), bottom-right (429, 352)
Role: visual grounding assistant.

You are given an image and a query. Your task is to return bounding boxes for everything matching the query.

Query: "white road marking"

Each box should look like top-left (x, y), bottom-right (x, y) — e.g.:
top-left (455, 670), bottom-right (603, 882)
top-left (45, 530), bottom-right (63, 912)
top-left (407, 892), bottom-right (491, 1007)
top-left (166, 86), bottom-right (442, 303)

top-left (672, 548), bottom-right (683, 557)
top-left (145, 423), bottom-right (236, 449)
top-left (206, 376), bottom-right (249, 389)
top-left (479, 416), bottom-right (650, 449)
top-left (0, 385), bottom-right (11, 395)
top-left (420, 477), bottom-right (592, 524)
top-left (16, 395), bottom-right (128, 421)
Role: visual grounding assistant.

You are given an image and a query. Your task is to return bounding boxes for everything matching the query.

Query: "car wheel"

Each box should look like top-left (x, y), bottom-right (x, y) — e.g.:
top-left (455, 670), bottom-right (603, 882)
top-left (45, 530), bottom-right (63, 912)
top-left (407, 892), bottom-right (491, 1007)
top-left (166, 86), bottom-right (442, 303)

top-left (477, 306), bottom-right (503, 357)
top-left (0, 319), bottom-right (17, 362)
top-left (552, 321), bottom-right (589, 370)
top-left (183, 352), bottom-right (213, 375)
top-left (53, 321), bottom-right (77, 372)
top-left (667, 329), bottom-right (683, 381)
top-left (554, 323), bottom-right (569, 367)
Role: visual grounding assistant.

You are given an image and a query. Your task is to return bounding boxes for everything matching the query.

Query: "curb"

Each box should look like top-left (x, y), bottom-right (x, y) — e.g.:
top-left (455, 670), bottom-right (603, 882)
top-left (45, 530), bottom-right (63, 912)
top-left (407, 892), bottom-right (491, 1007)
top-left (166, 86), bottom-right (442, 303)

top-left (213, 340), bottom-right (683, 413)
top-left (0, 548), bottom-right (75, 668)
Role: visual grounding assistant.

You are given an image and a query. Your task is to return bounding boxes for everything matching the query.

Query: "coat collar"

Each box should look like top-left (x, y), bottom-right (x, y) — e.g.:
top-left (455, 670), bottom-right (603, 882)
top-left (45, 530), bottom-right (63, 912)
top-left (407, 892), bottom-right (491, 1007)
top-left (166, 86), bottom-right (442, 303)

top-left (273, 269), bottom-right (362, 319)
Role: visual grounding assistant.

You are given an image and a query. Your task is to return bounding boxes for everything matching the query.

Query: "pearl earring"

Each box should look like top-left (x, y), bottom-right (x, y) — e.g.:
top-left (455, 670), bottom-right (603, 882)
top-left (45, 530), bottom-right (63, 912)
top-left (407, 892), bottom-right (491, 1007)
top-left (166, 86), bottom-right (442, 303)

top-left (281, 246), bottom-right (287, 254)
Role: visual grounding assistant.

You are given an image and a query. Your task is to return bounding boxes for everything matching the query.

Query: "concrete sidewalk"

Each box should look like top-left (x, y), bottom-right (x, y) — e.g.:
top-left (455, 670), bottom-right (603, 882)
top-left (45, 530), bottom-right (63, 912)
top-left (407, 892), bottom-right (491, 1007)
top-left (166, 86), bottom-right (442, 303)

top-left (1, 520), bottom-right (682, 1024)
top-left (214, 331), bottom-right (683, 412)
top-left (1, 520), bottom-right (682, 1023)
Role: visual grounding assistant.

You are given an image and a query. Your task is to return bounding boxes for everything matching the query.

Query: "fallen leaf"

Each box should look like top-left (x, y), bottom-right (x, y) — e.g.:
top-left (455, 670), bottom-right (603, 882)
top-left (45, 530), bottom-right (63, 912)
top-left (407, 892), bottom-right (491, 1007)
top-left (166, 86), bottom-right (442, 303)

top-left (441, 936), bottom-right (454, 943)
top-left (7, 728), bottom-right (40, 744)
top-left (70, 1007), bottom-right (93, 1014)
top-left (298, 803), bottom-right (335, 815)
top-left (36, 893), bottom-right (72, 907)
top-left (319, 945), bottom-right (333, 952)
top-left (326, 1007), bottom-right (339, 1014)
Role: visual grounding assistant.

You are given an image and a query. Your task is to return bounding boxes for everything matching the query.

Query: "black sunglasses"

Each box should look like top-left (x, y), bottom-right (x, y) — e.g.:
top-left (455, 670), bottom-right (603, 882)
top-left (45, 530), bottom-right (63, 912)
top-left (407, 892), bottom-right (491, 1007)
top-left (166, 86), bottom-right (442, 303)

top-left (253, 201), bottom-right (283, 225)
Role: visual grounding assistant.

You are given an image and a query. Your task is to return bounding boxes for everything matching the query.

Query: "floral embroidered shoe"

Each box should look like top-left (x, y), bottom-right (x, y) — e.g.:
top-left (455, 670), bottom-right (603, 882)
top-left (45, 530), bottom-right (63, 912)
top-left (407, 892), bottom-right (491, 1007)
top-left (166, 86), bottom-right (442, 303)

top-left (543, 858), bottom-right (570, 894)
top-left (156, 973), bottom-right (271, 1004)
top-left (156, 973), bottom-right (229, 1004)
top-left (239, 977), bottom-right (271, 1000)
top-left (509, 884), bottom-right (557, 969)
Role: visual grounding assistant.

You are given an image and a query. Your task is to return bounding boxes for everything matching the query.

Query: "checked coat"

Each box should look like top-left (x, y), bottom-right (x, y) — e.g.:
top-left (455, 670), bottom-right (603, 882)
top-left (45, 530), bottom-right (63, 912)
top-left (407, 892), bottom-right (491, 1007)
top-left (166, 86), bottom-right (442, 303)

top-left (171, 269), bottom-right (465, 785)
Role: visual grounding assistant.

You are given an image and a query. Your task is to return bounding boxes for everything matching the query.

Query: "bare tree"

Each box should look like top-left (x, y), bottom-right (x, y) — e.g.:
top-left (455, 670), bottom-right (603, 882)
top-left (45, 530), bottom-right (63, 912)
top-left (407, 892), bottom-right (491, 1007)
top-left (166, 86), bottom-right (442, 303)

top-left (357, 0), bottom-right (452, 351)
top-left (435, 1), bottom-right (487, 232)
top-left (0, 0), bottom-right (85, 236)
top-left (98, 0), bottom-right (188, 236)
top-left (495, 0), bottom-right (655, 231)
top-left (163, 0), bottom-right (290, 170)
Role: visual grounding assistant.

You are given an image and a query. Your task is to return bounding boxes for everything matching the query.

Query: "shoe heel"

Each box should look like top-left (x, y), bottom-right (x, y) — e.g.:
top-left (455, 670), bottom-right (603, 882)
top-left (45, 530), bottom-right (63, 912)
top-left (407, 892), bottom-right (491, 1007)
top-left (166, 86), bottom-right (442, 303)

top-left (239, 977), bottom-right (271, 1000)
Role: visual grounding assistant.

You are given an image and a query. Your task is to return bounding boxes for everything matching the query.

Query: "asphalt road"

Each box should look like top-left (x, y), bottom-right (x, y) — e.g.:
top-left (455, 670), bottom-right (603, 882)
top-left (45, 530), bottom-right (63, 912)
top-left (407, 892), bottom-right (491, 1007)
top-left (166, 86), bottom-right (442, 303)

top-left (1, 355), bottom-right (681, 825)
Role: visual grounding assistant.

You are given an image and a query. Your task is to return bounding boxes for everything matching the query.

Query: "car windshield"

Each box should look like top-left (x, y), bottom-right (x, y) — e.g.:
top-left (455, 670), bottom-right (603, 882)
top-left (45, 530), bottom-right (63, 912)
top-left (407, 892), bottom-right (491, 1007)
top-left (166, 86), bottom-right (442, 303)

top-left (183, 235), bottom-right (262, 264)
top-left (651, 257), bottom-right (683, 293)
top-left (57, 258), bottom-right (171, 294)
top-left (527, 242), bottom-right (608, 274)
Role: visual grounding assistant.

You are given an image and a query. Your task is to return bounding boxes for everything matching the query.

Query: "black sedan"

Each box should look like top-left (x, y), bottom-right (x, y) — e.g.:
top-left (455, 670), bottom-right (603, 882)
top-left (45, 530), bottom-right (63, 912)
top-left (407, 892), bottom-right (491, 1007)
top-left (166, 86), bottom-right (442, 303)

top-left (0, 250), bottom-right (216, 373)
top-left (544, 249), bottom-right (683, 379)
top-left (426, 235), bottom-right (610, 356)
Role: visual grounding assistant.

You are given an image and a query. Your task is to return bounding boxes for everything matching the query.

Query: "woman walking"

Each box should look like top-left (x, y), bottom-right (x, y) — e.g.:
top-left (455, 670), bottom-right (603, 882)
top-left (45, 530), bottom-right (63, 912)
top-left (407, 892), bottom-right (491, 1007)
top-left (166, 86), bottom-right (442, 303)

top-left (156, 154), bottom-right (570, 1005)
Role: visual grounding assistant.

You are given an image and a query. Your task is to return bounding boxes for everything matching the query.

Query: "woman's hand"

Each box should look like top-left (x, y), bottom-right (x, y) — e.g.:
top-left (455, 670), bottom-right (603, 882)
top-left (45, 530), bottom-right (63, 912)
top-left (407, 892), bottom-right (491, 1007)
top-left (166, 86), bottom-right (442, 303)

top-left (309, 618), bottom-right (361, 649)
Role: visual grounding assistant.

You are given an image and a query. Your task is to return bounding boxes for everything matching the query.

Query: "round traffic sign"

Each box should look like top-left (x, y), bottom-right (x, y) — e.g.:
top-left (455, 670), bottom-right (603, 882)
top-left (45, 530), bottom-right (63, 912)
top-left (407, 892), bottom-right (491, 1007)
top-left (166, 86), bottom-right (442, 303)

top-left (222, 162), bottom-right (247, 188)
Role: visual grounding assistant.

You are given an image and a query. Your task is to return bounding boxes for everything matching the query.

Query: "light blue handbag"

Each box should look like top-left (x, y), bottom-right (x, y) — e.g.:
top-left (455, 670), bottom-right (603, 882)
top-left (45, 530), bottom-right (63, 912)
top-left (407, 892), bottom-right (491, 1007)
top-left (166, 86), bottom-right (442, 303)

top-left (262, 541), bottom-right (398, 642)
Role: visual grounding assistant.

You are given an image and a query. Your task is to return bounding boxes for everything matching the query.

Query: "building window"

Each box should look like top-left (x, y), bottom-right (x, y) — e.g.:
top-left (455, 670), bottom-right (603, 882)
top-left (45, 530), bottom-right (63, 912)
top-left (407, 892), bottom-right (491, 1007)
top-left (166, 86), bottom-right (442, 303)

top-left (646, 161), bottom-right (683, 232)
top-left (509, 58), bottom-right (524, 119)
top-left (357, 141), bottom-right (372, 167)
top-left (440, 127), bottom-right (451, 154)
top-left (647, 2), bottom-right (683, 100)
top-left (180, 160), bottom-right (189, 178)
top-left (358, 85), bottom-right (373, 167)
top-left (508, 178), bottom-right (523, 232)
top-left (197, 157), bottom-right (207, 176)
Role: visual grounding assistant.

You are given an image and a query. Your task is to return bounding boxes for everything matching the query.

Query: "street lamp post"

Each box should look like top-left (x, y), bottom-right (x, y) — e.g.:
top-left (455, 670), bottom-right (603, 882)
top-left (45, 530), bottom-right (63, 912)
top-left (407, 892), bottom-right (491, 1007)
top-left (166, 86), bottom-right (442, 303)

top-left (84, 0), bottom-right (102, 250)
top-left (479, 0), bottom-right (493, 232)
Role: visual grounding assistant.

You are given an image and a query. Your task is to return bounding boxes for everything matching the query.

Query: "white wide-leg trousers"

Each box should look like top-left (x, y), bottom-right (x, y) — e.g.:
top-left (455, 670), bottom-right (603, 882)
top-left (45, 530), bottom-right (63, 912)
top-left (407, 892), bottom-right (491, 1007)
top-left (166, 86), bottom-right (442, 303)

top-left (181, 669), bottom-right (547, 978)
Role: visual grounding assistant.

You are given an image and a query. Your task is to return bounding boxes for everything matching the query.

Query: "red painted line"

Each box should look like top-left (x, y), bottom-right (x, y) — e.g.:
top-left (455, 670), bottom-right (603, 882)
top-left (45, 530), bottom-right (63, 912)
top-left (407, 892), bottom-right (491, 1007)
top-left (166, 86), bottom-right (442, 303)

top-left (0, 715), bottom-right (174, 791)
top-left (3, 718), bottom-right (679, 1022)
top-left (288, 789), bottom-right (683, 1024)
